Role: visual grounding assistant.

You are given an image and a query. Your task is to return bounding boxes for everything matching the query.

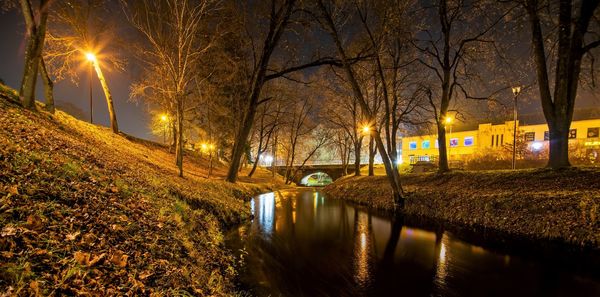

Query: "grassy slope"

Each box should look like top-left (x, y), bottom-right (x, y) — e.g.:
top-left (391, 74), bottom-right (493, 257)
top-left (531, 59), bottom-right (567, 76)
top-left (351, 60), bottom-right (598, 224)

top-left (0, 94), bottom-right (278, 295)
top-left (325, 169), bottom-right (600, 249)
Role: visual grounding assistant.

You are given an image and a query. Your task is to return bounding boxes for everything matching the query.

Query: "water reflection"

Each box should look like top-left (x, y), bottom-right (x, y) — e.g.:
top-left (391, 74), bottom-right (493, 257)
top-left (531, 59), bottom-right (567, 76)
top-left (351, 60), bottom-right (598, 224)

top-left (353, 211), bottom-right (373, 289)
top-left (230, 190), bottom-right (600, 297)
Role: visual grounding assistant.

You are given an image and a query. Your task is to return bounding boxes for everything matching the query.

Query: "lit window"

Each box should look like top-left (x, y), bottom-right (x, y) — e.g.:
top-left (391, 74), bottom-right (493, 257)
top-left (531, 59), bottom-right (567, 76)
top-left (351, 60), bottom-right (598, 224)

top-left (569, 129), bottom-right (577, 139)
top-left (449, 138), bottom-right (459, 147)
top-left (524, 132), bottom-right (535, 142)
top-left (464, 137), bottom-right (474, 146)
top-left (435, 139), bottom-right (439, 148)
top-left (409, 142), bottom-right (417, 150)
top-left (588, 127), bottom-right (599, 138)
top-left (422, 140), bottom-right (430, 149)
top-left (544, 131), bottom-right (549, 141)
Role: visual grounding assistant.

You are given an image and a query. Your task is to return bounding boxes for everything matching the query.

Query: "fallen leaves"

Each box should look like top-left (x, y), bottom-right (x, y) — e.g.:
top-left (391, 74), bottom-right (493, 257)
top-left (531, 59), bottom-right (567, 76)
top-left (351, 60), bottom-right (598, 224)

top-left (0, 95), bottom-right (255, 295)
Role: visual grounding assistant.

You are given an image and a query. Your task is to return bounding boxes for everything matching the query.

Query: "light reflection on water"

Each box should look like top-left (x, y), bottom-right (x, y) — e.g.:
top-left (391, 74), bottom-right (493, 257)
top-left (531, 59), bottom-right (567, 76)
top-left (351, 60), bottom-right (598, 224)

top-left (229, 190), bottom-right (600, 297)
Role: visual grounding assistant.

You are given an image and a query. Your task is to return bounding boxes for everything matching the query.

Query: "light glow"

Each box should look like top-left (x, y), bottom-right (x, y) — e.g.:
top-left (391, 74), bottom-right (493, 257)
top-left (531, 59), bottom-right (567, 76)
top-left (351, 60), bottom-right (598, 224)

top-left (85, 52), bottom-right (97, 62)
top-left (531, 142), bottom-right (543, 151)
top-left (362, 125), bottom-right (371, 134)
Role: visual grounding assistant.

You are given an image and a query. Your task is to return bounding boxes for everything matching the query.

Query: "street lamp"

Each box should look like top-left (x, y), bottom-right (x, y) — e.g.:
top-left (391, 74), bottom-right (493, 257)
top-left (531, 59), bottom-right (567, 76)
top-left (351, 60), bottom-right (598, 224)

top-left (511, 86), bottom-right (521, 170)
top-left (362, 125), bottom-right (371, 134)
top-left (160, 114), bottom-right (168, 144)
top-left (85, 52), bottom-right (96, 123)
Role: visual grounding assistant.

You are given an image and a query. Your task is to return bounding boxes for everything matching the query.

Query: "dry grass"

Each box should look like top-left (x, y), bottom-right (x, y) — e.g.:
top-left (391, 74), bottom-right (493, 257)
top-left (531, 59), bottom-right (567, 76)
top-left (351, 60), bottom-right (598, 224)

top-left (325, 169), bottom-right (600, 249)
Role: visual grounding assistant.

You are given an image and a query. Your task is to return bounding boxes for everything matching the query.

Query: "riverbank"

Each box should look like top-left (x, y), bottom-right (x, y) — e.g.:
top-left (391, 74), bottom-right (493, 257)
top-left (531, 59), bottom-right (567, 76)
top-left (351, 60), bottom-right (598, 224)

top-left (0, 94), bottom-right (280, 295)
top-left (324, 169), bottom-right (600, 250)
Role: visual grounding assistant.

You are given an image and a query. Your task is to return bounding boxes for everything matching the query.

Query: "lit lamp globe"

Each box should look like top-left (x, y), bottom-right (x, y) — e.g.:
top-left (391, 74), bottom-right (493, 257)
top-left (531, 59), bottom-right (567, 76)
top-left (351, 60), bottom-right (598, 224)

top-left (85, 52), bottom-right (96, 62)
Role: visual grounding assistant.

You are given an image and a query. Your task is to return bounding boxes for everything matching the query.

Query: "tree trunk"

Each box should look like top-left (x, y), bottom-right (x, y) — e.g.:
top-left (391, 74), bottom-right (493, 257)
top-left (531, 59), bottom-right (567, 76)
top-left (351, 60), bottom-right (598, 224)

top-left (547, 120), bottom-right (571, 168)
top-left (437, 121), bottom-right (449, 172)
top-left (248, 149), bottom-right (261, 177)
top-left (175, 97), bottom-right (184, 177)
top-left (19, 0), bottom-right (49, 110)
top-left (39, 58), bottom-right (54, 113)
top-left (354, 138), bottom-right (362, 176)
top-left (368, 136), bottom-right (375, 176)
top-left (92, 61), bottom-right (119, 133)
top-left (271, 134), bottom-right (278, 178)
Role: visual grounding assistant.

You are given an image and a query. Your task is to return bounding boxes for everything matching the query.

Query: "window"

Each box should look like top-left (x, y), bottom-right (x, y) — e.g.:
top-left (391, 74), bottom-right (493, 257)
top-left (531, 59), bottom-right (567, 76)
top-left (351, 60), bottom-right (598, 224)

top-left (544, 131), bottom-right (549, 141)
top-left (491, 135), bottom-right (494, 147)
top-left (464, 137), bottom-right (474, 146)
top-left (435, 139), bottom-right (439, 148)
top-left (501, 134), bottom-right (504, 145)
top-left (569, 129), bottom-right (577, 139)
top-left (496, 135), bottom-right (499, 146)
top-left (524, 132), bottom-right (535, 142)
top-left (409, 141), bottom-right (417, 150)
top-left (450, 138), bottom-right (459, 147)
top-left (422, 140), bottom-right (430, 149)
top-left (588, 127), bottom-right (599, 138)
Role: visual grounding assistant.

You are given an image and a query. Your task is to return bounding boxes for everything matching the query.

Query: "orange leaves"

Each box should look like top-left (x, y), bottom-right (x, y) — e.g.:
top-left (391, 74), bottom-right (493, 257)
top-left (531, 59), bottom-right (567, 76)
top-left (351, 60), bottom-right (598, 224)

top-left (109, 250), bottom-right (128, 268)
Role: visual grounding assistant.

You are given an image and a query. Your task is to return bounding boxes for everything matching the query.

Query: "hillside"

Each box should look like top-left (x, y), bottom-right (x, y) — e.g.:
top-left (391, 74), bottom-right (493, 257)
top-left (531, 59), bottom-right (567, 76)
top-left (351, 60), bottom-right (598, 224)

top-left (0, 92), bottom-right (278, 295)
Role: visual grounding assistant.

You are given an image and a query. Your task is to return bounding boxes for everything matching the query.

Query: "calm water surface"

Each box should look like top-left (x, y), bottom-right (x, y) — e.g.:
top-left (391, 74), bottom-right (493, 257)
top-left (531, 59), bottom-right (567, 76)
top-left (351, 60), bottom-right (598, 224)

top-left (226, 189), bottom-right (600, 297)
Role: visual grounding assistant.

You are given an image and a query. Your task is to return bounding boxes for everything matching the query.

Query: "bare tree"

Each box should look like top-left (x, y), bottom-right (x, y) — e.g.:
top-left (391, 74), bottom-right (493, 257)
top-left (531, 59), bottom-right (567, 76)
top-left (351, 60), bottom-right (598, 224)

top-left (523, 0), bottom-right (600, 168)
top-left (248, 97), bottom-right (283, 177)
top-left (124, 0), bottom-right (217, 177)
top-left (414, 0), bottom-right (511, 172)
top-left (19, 0), bottom-right (50, 110)
top-left (316, 0), bottom-right (406, 207)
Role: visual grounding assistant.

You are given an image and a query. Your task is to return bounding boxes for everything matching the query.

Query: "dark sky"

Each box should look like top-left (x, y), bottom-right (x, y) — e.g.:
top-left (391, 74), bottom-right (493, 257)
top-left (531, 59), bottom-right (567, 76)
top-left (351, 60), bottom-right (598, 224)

top-left (0, 9), bottom-right (154, 140)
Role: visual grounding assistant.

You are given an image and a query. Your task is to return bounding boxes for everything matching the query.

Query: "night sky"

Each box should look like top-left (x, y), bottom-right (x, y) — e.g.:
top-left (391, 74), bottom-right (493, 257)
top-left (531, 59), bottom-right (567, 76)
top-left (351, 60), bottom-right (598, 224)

top-left (0, 9), bottom-right (154, 140)
top-left (2, 5), bottom-right (600, 141)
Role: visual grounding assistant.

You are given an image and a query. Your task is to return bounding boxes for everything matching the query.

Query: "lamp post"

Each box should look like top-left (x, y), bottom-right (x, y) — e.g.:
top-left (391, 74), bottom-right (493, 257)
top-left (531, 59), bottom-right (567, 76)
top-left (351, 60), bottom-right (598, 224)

top-left (160, 114), bottom-right (168, 144)
top-left (85, 52), bottom-right (96, 123)
top-left (511, 86), bottom-right (521, 170)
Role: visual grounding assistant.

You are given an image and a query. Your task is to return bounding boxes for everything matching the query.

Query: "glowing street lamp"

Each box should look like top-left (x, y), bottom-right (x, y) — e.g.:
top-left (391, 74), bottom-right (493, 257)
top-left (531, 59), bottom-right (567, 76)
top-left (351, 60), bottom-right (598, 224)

top-left (83, 50), bottom-right (119, 133)
top-left (512, 86), bottom-right (521, 170)
top-left (362, 125), bottom-right (371, 134)
top-left (85, 52), bottom-right (96, 123)
top-left (160, 114), bottom-right (169, 144)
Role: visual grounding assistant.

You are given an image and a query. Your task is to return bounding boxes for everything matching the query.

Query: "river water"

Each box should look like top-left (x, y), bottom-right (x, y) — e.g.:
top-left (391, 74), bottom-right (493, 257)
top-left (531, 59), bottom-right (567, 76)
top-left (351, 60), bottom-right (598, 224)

top-left (225, 189), bottom-right (600, 297)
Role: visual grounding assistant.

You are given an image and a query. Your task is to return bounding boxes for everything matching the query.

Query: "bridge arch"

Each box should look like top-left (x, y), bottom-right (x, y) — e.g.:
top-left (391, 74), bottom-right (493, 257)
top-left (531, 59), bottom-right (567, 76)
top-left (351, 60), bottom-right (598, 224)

top-left (299, 171), bottom-right (333, 186)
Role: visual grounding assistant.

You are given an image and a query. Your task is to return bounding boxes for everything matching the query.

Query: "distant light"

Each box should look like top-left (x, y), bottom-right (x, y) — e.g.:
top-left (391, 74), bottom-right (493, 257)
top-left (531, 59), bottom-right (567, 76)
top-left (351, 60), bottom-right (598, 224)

top-left (263, 155), bottom-right (273, 163)
top-left (396, 157), bottom-right (404, 165)
top-left (160, 114), bottom-right (168, 122)
top-left (85, 52), bottom-right (96, 62)
top-left (445, 116), bottom-right (453, 124)
top-left (362, 125), bottom-right (371, 134)
top-left (531, 142), bottom-right (543, 151)
top-left (208, 144), bottom-right (215, 150)
top-left (512, 86), bottom-right (521, 96)
top-left (200, 143), bottom-right (208, 151)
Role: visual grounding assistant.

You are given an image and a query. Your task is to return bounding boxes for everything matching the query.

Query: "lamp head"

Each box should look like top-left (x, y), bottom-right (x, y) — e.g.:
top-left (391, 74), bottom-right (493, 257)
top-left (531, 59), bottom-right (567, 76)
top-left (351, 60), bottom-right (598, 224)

top-left (85, 52), bottom-right (96, 62)
top-left (512, 86), bottom-right (521, 96)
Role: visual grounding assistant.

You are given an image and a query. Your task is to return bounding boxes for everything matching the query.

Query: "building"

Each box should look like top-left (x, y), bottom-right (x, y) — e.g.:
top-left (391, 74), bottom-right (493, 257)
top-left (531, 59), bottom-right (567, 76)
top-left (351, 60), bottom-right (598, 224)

top-left (401, 118), bottom-right (600, 165)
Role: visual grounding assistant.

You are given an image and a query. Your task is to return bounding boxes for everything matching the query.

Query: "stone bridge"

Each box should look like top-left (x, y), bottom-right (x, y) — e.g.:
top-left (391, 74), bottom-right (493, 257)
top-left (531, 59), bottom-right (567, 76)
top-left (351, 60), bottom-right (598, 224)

top-left (272, 164), bottom-right (357, 185)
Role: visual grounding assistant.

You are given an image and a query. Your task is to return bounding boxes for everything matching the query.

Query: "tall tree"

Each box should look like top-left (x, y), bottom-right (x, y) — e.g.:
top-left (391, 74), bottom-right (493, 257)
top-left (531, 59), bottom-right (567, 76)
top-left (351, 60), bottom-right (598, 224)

top-left (316, 0), bottom-right (406, 207)
top-left (523, 0), bottom-right (600, 168)
top-left (414, 0), bottom-right (511, 172)
top-left (19, 0), bottom-right (49, 110)
top-left (125, 0), bottom-right (217, 177)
